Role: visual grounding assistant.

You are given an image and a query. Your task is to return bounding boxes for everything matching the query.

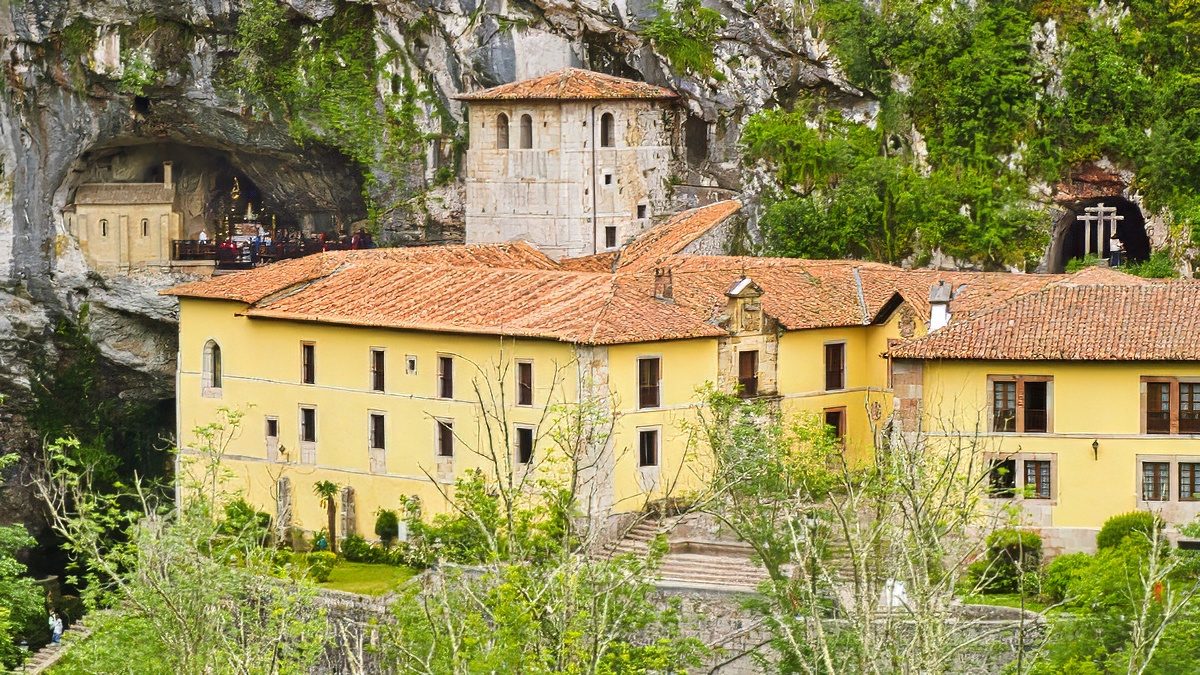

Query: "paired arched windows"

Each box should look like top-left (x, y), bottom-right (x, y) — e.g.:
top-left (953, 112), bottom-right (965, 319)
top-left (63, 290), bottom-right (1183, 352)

top-left (600, 112), bottom-right (615, 147)
top-left (496, 113), bottom-right (509, 149)
top-left (203, 339), bottom-right (223, 393)
top-left (520, 114), bottom-right (533, 149)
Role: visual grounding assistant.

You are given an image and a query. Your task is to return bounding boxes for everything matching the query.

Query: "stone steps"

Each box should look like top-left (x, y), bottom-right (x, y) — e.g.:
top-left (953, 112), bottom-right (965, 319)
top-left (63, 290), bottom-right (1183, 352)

top-left (17, 624), bottom-right (90, 673)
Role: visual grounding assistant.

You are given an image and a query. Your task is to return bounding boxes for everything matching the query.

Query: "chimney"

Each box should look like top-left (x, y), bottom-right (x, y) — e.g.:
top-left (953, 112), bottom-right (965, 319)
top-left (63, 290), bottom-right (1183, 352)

top-left (928, 280), bottom-right (953, 331)
top-left (653, 268), bottom-right (673, 302)
top-left (162, 161), bottom-right (173, 189)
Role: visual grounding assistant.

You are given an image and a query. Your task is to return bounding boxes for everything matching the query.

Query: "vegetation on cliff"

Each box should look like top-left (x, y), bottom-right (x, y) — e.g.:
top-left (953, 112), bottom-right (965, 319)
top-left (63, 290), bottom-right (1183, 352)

top-left (748, 0), bottom-right (1200, 268)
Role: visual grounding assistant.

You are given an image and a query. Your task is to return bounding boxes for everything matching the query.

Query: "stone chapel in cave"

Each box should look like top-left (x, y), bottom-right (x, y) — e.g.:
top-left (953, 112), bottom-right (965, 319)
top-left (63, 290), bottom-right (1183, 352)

top-left (64, 161), bottom-right (184, 273)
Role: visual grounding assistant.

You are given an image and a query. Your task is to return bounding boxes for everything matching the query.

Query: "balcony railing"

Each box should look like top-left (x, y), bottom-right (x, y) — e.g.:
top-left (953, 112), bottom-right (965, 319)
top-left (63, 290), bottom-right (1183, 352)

top-left (171, 239), bottom-right (357, 269)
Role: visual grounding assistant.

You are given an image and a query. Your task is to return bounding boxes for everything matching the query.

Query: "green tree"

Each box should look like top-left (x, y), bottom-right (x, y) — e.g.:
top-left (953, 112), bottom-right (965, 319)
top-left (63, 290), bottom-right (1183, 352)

top-left (313, 480), bottom-right (340, 554)
top-left (0, 453), bottom-right (46, 669)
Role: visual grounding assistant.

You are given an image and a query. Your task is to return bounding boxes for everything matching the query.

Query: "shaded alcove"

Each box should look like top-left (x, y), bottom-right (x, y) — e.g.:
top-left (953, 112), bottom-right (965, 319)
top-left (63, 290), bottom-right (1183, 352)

top-left (66, 139), bottom-right (368, 238)
top-left (1050, 196), bottom-right (1150, 272)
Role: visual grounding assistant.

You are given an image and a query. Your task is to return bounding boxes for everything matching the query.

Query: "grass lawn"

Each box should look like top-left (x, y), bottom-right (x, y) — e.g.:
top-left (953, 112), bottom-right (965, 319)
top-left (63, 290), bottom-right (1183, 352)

top-left (960, 592), bottom-right (1048, 613)
top-left (320, 562), bottom-right (418, 596)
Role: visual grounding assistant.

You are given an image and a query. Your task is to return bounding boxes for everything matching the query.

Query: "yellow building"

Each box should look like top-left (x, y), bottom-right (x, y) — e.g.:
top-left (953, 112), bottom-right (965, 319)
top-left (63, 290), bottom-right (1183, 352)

top-left (889, 274), bottom-right (1200, 554)
top-left (65, 161), bottom-right (184, 273)
top-left (166, 202), bottom-right (928, 540)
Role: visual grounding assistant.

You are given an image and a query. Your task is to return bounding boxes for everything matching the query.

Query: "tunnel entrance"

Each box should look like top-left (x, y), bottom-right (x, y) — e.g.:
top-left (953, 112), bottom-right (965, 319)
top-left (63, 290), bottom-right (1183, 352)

top-left (1052, 196), bottom-right (1150, 272)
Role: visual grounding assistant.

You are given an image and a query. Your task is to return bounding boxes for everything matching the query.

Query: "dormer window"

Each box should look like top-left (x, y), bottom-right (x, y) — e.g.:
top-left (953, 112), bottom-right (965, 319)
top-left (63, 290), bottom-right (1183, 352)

top-left (520, 114), bottom-right (533, 149)
top-left (497, 113), bottom-right (509, 149)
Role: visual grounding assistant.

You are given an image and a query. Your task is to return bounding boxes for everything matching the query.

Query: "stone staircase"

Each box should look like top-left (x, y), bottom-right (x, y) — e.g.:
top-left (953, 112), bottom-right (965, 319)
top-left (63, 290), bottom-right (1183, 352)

top-left (17, 624), bottom-right (91, 674)
top-left (605, 517), bottom-right (771, 590)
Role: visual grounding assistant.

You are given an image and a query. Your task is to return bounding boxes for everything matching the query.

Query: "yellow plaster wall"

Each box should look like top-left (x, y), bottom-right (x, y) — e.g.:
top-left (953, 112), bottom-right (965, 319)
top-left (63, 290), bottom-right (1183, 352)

top-left (178, 299), bottom-right (911, 536)
top-left (178, 298), bottom-right (581, 537)
top-left (919, 359), bottom-right (1200, 530)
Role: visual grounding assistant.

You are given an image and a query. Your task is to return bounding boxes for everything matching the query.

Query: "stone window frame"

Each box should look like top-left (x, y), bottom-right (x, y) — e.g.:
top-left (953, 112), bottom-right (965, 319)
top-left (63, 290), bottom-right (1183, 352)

top-left (300, 341), bottom-right (316, 385)
top-left (823, 406), bottom-right (847, 444)
top-left (985, 374), bottom-right (1055, 434)
top-left (100, 219), bottom-right (108, 237)
top-left (298, 404), bottom-right (317, 465)
top-left (824, 341), bottom-right (846, 392)
top-left (600, 111), bottom-right (617, 148)
top-left (1135, 454), bottom-right (1200, 506)
top-left (202, 339), bottom-right (223, 398)
top-left (519, 113), bottom-right (534, 149)
top-left (637, 355), bottom-right (663, 410)
top-left (984, 451), bottom-right (1058, 505)
top-left (516, 359), bottom-right (534, 407)
top-left (514, 423), bottom-right (535, 466)
top-left (436, 418), bottom-right (455, 458)
top-left (437, 354), bottom-right (454, 399)
top-left (495, 112), bottom-right (510, 150)
top-left (141, 218), bottom-right (149, 237)
top-left (637, 425), bottom-right (661, 468)
top-left (265, 415), bottom-right (280, 462)
top-left (369, 347), bottom-right (386, 393)
top-left (1140, 376), bottom-right (1200, 435)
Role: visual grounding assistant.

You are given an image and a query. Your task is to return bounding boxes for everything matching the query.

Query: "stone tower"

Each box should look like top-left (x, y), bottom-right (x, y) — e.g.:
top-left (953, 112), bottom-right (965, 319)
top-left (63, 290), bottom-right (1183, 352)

top-left (456, 69), bottom-right (677, 260)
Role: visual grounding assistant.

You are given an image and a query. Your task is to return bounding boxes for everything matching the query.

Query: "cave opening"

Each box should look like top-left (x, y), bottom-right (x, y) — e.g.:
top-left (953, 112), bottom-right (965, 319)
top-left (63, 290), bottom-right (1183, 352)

top-left (69, 140), bottom-right (367, 236)
top-left (1053, 196), bottom-right (1150, 272)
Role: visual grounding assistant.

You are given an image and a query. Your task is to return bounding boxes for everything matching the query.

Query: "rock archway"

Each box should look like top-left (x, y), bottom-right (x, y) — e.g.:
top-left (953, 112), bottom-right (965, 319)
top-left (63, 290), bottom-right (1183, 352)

top-left (1047, 163), bottom-right (1152, 273)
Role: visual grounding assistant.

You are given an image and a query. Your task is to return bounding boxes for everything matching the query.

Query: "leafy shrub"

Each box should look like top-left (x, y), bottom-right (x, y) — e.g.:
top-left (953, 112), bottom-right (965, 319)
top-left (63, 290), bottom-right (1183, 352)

top-left (1065, 254), bottom-right (1102, 272)
top-left (341, 534), bottom-right (375, 562)
top-left (638, 0), bottom-right (728, 80)
top-left (1042, 552), bottom-right (1093, 603)
top-left (305, 552), bottom-right (337, 582)
top-left (1124, 251), bottom-right (1178, 278)
top-left (969, 528), bottom-right (1042, 594)
top-left (218, 498), bottom-right (271, 545)
top-left (340, 534), bottom-right (423, 568)
top-left (1096, 511), bottom-right (1162, 550)
top-left (375, 509), bottom-right (400, 547)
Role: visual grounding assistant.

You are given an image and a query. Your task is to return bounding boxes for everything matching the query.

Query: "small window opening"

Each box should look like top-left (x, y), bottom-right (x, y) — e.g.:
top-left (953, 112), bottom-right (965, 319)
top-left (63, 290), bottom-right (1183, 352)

top-left (520, 114), bottom-right (533, 149)
top-left (300, 407), bottom-right (316, 444)
top-left (989, 459), bottom-right (1017, 497)
top-left (638, 357), bottom-right (661, 409)
top-left (497, 113), bottom-right (510, 149)
top-left (638, 429), bottom-right (659, 467)
top-left (637, 204), bottom-right (647, 219)
top-left (738, 350), bottom-right (759, 397)
top-left (141, 219), bottom-right (149, 237)
top-left (438, 356), bottom-right (454, 399)
top-left (370, 413), bottom-right (385, 450)
top-left (100, 219), bottom-right (108, 237)
top-left (203, 340), bottom-right (222, 391)
top-left (437, 420), bottom-right (454, 457)
top-left (370, 349), bottom-right (385, 392)
top-left (605, 226), bottom-right (617, 249)
top-left (406, 355), bottom-right (418, 375)
top-left (600, 112), bottom-right (615, 147)
top-left (517, 361), bottom-right (533, 406)
top-left (604, 172), bottom-right (613, 185)
top-left (301, 343), bottom-right (315, 384)
top-left (516, 426), bottom-right (534, 464)
top-left (824, 408), bottom-right (846, 442)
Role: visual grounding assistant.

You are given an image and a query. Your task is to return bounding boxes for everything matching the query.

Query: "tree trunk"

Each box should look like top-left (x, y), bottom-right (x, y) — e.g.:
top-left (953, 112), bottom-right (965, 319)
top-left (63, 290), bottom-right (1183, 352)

top-left (327, 502), bottom-right (337, 554)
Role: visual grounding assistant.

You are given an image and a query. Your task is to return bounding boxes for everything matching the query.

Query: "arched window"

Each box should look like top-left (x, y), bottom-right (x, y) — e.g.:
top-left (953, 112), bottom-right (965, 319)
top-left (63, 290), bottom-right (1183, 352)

top-left (203, 339), bottom-right (223, 394)
top-left (141, 219), bottom-right (149, 237)
top-left (496, 113), bottom-right (509, 149)
top-left (100, 219), bottom-right (108, 237)
top-left (520, 114), bottom-right (533, 149)
top-left (600, 112), bottom-right (615, 147)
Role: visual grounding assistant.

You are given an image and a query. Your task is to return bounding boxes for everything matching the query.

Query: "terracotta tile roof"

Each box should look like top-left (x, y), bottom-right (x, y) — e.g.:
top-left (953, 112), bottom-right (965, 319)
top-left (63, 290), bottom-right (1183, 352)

top-left (889, 281), bottom-right (1200, 361)
top-left (621, 256), bottom-right (902, 330)
top-left (162, 242), bottom-right (558, 304)
top-left (558, 251), bottom-right (619, 273)
top-left (454, 68), bottom-right (677, 101)
top-left (75, 183), bottom-right (175, 205)
top-left (615, 201), bottom-right (742, 272)
top-left (244, 264), bottom-right (724, 344)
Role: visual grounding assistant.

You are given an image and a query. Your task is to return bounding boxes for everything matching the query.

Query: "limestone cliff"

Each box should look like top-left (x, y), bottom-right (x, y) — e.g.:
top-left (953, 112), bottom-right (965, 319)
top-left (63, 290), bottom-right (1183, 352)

top-left (0, 0), bottom-right (853, 412)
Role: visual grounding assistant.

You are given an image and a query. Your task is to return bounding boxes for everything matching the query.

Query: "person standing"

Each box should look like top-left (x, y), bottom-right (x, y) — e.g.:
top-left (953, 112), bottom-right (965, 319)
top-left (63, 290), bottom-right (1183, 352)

top-left (49, 611), bottom-right (63, 645)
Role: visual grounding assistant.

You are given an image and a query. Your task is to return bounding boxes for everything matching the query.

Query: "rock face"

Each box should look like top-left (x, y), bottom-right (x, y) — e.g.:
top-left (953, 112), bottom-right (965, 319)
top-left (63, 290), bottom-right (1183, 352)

top-left (0, 0), bottom-right (853, 413)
